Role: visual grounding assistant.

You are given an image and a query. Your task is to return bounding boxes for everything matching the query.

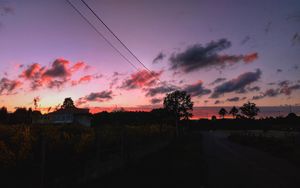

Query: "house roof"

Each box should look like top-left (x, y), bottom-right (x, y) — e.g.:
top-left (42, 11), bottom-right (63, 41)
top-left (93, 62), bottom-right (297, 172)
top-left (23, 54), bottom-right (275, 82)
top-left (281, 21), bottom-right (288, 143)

top-left (48, 107), bottom-right (90, 115)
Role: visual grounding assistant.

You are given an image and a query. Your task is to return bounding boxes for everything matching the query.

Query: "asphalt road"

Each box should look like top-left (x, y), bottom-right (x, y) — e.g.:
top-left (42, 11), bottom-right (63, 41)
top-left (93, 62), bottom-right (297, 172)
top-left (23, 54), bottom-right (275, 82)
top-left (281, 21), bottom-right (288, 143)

top-left (80, 132), bottom-right (205, 188)
top-left (202, 131), bottom-right (300, 188)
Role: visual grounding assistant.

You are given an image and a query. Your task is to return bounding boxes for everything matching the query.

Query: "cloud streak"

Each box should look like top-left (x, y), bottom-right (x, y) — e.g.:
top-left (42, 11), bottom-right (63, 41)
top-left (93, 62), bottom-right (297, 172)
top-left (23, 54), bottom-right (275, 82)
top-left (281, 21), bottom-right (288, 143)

top-left (209, 77), bottom-right (226, 86)
top-left (153, 52), bottom-right (166, 63)
top-left (150, 98), bottom-right (162, 104)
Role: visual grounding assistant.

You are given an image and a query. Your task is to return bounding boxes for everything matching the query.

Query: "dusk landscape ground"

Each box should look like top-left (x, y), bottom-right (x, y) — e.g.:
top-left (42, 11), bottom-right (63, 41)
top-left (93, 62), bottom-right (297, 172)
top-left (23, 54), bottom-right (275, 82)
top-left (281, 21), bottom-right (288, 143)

top-left (1, 0), bottom-right (300, 187)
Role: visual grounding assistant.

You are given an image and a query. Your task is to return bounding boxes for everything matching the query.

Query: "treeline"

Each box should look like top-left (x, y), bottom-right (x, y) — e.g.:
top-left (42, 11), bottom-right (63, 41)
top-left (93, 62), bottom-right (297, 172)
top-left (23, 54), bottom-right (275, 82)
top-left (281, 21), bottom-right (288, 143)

top-left (92, 108), bottom-right (174, 126)
top-left (188, 113), bottom-right (300, 131)
top-left (0, 107), bottom-right (41, 125)
top-left (0, 107), bottom-right (175, 127)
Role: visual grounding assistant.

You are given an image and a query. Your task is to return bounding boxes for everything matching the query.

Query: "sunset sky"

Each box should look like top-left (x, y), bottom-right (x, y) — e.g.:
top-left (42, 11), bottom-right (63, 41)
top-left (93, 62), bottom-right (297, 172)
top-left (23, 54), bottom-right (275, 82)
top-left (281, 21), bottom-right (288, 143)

top-left (0, 0), bottom-right (300, 113)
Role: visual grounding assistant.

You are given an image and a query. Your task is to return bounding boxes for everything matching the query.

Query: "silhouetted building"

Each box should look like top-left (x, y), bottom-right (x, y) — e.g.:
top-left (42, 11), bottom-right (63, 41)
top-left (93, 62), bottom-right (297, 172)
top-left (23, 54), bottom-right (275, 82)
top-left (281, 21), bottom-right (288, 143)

top-left (31, 108), bottom-right (91, 126)
top-left (47, 108), bottom-right (91, 126)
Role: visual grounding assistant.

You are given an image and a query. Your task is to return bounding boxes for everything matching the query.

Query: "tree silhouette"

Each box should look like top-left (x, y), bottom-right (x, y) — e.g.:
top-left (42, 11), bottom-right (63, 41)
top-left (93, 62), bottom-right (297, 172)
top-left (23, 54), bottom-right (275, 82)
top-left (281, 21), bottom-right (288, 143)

top-left (163, 90), bottom-right (193, 136)
top-left (229, 106), bottom-right (239, 119)
top-left (61, 98), bottom-right (76, 109)
top-left (218, 108), bottom-right (228, 119)
top-left (240, 101), bottom-right (260, 119)
top-left (10, 107), bottom-right (32, 124)
top-left (0, 106), bottom-right (8, 124)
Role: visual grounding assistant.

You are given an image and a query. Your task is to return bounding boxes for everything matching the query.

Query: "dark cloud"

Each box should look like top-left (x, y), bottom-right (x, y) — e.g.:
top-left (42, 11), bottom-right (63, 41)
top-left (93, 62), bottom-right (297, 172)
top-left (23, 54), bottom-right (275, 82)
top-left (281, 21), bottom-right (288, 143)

top-left (120, 70), bottom-right (163, 90)
top-left (226, 97), bottom-right (240, 102)
top-left (47, 80), bottom-right (66, 89)
top-left (112, 72), bottom-right (126, 77)
top-left (264, 21), bottom-right (272, 34)
top-left (280, 84), bottom-right (300, 95)
top-left (214, 100), bottom-right (223, 105)
top-left (109, 77), bottom-right (119, 89)
top-left (0, 77), bottom-right (22, 95)
top-left (145, 84), bottom-right (179, 97)
top-left (252, 95), bottom-right (263, 100)
top-left (43, 59), bottom-right (70, 78)
top-left (209, 77), bottom-right (226, 86)
top-left (86, 91), bottom-right (112, 101)
top-left (293, 65), bottom-right (299, 70)
top-left (278, 80), bottom-right (290, 87)
top-left (247, 86), bottom-right (260, 92)
top-left (211, 69), bottom-right (262, 98)
top-left (0, 3), bottom-right (14, 28)
top-left (76, 90), bottom-right (113, 105)
top-left (152, 52), bottom-right (166, 63)
top-left (252, 88), bottom-right (280, 100)
top-left (292, 33), bottom-right (300, 46)
top-left (19, 63), bottom-right (44, 80)
top-left (287, 11), bottom-right (300, 22)
top-left (0, 3), bottom-right (14, 16)
top-left (264, 88), bottom-right (280, 97)
top-left (183, 80), bottom-right (211, 97)
top-left (150, 98), bottom-right (162, 104)
top-left (240, 36), bottom-right (250, 46)
top-left (253, 80), bottom-right (300, 100)
top-left (169, 38), bottom-right (258, 73)
top-left (109, 72), bottom-right (125, 89)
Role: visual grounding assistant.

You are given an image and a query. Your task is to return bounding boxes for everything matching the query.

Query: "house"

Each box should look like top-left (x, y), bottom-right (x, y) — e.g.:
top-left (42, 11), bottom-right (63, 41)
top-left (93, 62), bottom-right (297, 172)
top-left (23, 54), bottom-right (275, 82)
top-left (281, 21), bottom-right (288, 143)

top-left (46, 107), bottom-right (91, 126)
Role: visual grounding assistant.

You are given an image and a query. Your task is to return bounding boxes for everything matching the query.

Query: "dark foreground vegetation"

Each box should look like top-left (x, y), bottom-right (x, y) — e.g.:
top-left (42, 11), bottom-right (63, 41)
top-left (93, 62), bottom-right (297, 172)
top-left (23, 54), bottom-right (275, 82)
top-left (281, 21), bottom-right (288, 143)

top-left (0, 124), bottom-right (174, 188)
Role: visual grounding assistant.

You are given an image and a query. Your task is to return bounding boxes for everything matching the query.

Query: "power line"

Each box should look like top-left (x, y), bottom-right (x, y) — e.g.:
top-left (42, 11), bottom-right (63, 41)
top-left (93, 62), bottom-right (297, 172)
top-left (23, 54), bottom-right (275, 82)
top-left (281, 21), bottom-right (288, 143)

top-left (67, 0), bottom-right (174, 92)
top-left (80, 0), bottom-right (153, 73)
top-left (66, 0), bottom-right (139, 71)
top-left (80, 0), bottom-right (170, 88)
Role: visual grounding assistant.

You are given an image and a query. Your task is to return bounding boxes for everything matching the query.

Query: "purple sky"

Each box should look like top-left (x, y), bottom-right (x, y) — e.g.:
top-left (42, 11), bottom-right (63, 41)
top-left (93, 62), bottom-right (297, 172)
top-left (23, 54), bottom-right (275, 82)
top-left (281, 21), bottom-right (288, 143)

top-left (0, 0), bottom-right (300, 112)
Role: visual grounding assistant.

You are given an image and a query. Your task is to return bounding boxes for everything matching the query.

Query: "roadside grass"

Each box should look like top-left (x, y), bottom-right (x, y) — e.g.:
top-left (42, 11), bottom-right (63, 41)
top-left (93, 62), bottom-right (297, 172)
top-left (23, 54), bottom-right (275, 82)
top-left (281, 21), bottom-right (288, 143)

top-left (228, 131), bottom-right (300, 167)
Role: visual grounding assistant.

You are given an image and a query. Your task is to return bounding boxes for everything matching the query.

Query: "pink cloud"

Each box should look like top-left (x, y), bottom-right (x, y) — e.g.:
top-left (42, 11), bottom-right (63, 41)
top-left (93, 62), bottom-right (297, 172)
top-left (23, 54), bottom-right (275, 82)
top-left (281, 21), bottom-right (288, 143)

top-left (0, 77), bottom-right (22, 95)
top-left (120, 70), bottom-right (163, 90)
top-left (18, 58), bottom-right (92, 90)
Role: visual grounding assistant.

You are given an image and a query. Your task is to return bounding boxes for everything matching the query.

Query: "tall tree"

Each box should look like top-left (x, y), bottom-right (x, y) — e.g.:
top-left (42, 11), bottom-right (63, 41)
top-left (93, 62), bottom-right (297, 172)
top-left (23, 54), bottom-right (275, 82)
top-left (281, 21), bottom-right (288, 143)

top-left (61, 98), bottom-right (76, 109)
top-left (240, 101), bottom-right (260, 119)
top-left (218, 108), bottom-right (228, 119)
top-left (163, 90), bottom-right (193, 136)
top-left (229, 106), bottom-right (239, 119)
top-left (0, 106), bottom-right (8, 124)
